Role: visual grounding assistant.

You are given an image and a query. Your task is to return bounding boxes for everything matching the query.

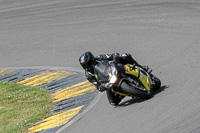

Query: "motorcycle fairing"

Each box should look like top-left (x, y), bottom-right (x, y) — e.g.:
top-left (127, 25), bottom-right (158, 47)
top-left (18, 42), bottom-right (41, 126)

top-left (112, 88), bottom-right (130, 96)
top-left (124, 64), bottom-right (153, 91)
top-left (94, 60), bottom-right (112, 83)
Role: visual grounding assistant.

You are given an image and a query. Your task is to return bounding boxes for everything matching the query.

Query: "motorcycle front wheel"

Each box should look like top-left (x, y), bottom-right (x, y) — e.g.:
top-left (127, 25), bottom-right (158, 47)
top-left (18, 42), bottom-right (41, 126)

top-left (120, 81), bottom-right (152, 99)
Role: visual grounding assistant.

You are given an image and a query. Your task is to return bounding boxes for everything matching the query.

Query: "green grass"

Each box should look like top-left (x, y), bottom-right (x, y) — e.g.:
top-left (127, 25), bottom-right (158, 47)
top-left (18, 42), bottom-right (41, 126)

top-left (0, 82), bottom-right (52, 133)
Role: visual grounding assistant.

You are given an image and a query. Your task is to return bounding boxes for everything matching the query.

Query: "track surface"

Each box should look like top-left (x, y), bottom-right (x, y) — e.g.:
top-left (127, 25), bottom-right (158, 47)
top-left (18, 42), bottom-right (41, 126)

top-left (1, 0), bottom-right (200, 133)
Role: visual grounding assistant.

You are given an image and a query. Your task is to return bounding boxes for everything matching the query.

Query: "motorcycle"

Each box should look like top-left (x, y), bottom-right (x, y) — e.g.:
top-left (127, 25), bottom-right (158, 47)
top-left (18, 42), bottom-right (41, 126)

top-left (94, 60), bottom-right (161, 99)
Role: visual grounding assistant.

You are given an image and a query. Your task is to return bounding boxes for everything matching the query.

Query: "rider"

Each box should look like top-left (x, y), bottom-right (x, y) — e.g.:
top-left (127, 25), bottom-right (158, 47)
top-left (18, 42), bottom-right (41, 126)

top-left (79, 51), bottom-right (151, 106)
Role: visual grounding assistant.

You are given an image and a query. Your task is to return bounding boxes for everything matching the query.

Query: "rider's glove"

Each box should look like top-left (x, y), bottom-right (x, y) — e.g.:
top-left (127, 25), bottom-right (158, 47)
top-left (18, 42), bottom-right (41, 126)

top-left (98, 86), bottom-right (105, 92)
top-left (98, 84), bottom-right (111, 92)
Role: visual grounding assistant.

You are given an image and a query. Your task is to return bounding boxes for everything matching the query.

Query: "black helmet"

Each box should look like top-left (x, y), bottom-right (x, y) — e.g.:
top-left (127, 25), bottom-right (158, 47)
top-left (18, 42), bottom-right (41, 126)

top-left (79, 51), bottom-right (95, 71)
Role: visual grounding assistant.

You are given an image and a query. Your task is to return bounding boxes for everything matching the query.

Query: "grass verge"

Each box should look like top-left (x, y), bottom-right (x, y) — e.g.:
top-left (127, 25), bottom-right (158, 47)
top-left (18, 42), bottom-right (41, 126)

top-left (0, 82), bottom-right (52, 133)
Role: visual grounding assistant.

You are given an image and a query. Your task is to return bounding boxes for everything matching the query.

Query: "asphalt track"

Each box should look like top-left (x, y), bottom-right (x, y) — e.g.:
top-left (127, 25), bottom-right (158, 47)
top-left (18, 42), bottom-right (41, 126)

top-left (0, 0), bottom-right (200, 133)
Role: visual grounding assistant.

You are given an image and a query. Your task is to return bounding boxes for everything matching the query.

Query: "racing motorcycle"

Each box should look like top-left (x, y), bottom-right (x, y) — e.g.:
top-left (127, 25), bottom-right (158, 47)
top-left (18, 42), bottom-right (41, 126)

top-left (94, 60), bottom-right (161, 99)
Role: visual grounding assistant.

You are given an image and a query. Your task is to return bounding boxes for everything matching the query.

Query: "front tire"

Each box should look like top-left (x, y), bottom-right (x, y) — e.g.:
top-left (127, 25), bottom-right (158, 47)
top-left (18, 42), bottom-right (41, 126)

top-left (120, 81), bottom-right (152, 99)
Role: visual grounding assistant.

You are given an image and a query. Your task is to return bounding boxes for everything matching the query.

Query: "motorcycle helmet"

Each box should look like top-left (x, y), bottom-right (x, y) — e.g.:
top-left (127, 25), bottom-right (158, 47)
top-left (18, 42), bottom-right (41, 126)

top-left (79, 51), bottom-right (95, 71)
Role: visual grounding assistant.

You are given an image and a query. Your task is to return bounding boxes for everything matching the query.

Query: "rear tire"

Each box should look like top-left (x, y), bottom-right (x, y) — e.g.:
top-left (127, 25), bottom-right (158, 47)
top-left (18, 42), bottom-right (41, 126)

top-left (120, 81), bottom-right (152, 99)
top-left (151, 74), bottom-right (161, 91)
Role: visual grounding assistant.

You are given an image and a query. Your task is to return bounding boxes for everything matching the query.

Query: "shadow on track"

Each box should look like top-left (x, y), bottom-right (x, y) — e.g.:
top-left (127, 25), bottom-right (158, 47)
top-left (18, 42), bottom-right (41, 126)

top-left (117, 85), bottom-right (169, 107)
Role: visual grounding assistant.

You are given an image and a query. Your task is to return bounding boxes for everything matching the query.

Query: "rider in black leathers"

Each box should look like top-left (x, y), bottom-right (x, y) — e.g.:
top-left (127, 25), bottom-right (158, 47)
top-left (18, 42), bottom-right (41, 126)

top-left (79, 51), bottom-right (151, 106)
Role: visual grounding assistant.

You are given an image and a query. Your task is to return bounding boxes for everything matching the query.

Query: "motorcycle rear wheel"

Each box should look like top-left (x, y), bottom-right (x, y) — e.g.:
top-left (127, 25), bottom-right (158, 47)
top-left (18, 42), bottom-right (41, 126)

top-left (120, 81), bottom-right (152, 99)
top-left (150, 74), bottom-right (161, 91)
